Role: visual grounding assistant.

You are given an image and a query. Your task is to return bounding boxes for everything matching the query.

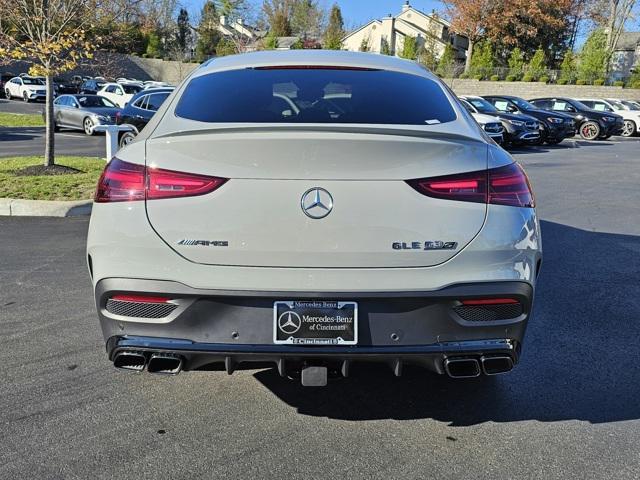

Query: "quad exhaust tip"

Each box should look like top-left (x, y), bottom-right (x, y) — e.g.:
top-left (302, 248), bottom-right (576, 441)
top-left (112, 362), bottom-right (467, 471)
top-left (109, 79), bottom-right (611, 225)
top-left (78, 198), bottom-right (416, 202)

top-left (113, 351), bottom-right (146, 372)
top-left (147, 353), bottom-right (183, 375)
top-left (444, 355), bottom-right (514, 378)
top-left (444, 357), bottom-right (481, 378)
top-left (480, 355), bottom-right (514, 375)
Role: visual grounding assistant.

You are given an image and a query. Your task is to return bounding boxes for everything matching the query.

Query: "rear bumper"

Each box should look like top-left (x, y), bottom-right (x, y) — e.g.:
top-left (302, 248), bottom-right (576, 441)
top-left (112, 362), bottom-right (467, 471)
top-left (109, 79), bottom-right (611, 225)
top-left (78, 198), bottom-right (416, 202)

top-left (98, 279), bottom-right (534, 375)
top-left (108, 336), bottom-right (519, 376)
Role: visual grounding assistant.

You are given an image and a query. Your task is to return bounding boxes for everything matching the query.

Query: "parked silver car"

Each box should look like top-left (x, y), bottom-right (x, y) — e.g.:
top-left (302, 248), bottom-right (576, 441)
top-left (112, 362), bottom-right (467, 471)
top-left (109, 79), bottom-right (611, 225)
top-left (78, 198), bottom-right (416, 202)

top-left (88, 50), bottom-right (542, 386)
top-left (49, 94), bottom-right (120, 135)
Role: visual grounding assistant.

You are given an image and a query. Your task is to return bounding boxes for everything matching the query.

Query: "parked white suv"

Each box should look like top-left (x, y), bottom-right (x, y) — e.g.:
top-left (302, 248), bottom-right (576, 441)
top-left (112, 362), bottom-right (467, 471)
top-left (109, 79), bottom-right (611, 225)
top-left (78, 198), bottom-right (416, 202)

top-left (4, 76), bottom-right (47, 102)
top-left (577, 98), bottom-right (640, 137)
top-left (97, 82), bottom-right (143, 107)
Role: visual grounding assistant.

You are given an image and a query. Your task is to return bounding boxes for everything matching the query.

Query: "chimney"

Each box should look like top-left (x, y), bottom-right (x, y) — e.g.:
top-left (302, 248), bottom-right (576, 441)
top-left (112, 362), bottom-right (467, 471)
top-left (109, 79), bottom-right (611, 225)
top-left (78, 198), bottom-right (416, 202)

top-left (381, 14), bottom-right (396, 54)
top-left (402, 1), bottom-right (411, 12)
top-left (219, 15), bottom-right (226, 26)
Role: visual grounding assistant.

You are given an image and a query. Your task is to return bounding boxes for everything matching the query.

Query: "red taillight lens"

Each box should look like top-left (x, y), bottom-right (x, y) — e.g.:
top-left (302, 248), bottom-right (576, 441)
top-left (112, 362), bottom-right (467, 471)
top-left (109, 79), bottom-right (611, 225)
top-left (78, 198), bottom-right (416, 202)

top-left (488, 162), bottom-right (535, 208)
top-left (95, 158), bottom-right (145, 203)
top-left (407, 163), bottom-right (534, 208)
top-left (147, 167), bottom-right (227, 200)
top-left (94, 158), bottom-right (227, 203)
top-left (407, 170), bottom-right (487, 203)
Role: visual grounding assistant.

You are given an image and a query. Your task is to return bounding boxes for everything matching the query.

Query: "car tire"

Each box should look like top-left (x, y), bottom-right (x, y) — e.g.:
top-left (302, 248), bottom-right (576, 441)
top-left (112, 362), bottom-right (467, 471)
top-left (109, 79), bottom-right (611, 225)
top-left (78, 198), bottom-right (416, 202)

top-left (545, 138), bottom-right (563, 145)
top-left (5, 89), bottom-right (11, 100)
top-left (119, 131), bottom-right (137, 149)
top-left (621, 119), bottom-right (636, 137)
top-left (83, 117), bottom-right (95, 136)
top-left (579, 121), bottom-right (600, 140)
top-left (23, 92), bottom-right (30, 103)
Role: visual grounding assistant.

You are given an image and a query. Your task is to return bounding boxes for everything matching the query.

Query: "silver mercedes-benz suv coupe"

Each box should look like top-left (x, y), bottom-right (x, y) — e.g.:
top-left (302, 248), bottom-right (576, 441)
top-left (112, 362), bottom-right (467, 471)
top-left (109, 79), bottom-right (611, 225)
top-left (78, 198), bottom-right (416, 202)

top-left (87, 50), bottom-right (542, 386)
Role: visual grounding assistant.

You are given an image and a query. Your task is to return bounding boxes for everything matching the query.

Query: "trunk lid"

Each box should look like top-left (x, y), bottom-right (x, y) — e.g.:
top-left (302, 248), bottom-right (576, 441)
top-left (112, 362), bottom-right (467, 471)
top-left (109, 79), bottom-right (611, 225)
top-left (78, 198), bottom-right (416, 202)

top-left (145, 129), bottom-right (488, 268)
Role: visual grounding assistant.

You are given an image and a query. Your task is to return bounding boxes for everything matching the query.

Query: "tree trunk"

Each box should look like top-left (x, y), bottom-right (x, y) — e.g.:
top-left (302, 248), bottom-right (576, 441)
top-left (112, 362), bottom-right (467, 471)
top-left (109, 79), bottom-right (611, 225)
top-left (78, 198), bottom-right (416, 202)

top-left (465, 40), bottom-right (474, 73)
top-left (44, 74), bottom-right (55, 167)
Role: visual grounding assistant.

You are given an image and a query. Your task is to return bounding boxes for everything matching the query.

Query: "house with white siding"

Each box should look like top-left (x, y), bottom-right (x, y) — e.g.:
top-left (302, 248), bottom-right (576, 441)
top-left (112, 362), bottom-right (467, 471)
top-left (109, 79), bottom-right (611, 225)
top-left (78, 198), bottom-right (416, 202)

top-left (341, 1), bottom-right (469, 62)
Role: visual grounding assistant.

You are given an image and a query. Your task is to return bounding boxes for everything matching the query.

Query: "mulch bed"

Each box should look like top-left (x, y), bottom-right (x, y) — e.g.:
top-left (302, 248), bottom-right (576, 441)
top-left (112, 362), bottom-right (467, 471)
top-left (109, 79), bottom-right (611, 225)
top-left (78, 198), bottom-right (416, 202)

top-left (12, 165), bottom-right (82, 176)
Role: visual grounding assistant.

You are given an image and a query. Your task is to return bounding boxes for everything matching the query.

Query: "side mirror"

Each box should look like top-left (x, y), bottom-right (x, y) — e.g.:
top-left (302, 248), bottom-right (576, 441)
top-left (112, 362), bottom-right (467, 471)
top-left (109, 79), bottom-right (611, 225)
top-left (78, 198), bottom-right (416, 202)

top-left (507, 105), bottom-right (518, 113)
top-left (566, 106), bottom-right (576, 113)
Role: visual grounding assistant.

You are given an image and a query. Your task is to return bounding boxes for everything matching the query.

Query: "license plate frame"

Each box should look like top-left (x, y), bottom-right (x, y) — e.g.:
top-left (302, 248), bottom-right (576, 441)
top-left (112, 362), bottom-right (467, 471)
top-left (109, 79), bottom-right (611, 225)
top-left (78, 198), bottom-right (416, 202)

top-left (273, 300), bottom-right (358, 345)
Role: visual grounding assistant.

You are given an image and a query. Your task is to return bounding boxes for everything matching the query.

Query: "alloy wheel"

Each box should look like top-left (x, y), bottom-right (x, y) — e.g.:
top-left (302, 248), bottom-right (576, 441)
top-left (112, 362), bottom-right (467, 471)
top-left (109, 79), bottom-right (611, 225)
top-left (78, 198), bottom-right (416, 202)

top-left (580, 121), bottom-right (600, 141)
top-left (621, 120), bottom-right (636, 137)
top-left (84, 118), bottom-right (94, 135)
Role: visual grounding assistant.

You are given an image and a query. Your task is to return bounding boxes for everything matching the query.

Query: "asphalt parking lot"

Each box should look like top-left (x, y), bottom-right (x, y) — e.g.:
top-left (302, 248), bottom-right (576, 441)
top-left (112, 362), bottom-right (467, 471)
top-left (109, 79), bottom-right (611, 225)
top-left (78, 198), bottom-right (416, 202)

top-left (1, 137), bottom-right (640, 479)
top-left (0, 99), bottom-right (106, 158)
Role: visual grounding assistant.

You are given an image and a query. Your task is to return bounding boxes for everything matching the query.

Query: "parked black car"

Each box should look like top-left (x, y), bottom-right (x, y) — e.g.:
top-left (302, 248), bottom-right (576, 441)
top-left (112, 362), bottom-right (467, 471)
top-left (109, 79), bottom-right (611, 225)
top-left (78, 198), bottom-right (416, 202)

top-left (482, 95), bottom-right (576, 145)
top-left (115, 87), bottom-right (173, 147)
top-left (53, 77), bottom-right (80, 95)
top-left (0, 72), bottom-right (16, 92)
top-left (528, 97), bottom-right (624, 140)
top-left (459, 95), bottom-right (541, 146)
top-left (79, 79), bottom-right (107, 95)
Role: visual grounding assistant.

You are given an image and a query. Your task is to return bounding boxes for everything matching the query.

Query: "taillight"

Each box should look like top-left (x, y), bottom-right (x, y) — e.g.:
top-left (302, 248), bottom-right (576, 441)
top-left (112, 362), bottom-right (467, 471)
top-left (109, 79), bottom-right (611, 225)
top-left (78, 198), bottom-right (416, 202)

top-left (407, 163), bottom-right (534, 208)
top-left (94, 158), bottom-right (227, 203)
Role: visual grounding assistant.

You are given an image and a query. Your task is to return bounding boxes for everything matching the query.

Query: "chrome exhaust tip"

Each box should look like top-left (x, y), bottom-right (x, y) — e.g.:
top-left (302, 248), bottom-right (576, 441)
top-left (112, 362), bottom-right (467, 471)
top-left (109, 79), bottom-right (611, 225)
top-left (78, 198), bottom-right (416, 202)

top-left (147, 354), bottom-right (183, 375)
top-left (443, 357), bottom-right (481, 378)
top-left (113, 351), bottom-right (146, 372)
top-left (480, 355), bottom-right (514, 375)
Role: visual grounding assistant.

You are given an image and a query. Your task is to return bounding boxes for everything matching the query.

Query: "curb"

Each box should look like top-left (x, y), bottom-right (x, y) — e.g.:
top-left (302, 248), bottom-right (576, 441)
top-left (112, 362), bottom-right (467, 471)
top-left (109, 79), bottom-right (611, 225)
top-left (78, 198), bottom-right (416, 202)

top-left (0, 198), bottom-right (92, 217)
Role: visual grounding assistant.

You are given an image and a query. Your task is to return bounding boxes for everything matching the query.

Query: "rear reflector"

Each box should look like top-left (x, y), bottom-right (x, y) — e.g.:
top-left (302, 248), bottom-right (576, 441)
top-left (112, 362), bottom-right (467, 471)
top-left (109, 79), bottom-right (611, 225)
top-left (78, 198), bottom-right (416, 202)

top-left (461, 298), bottom-right (519, 306)
top-left (407, 163), bottom-right (535, 208)
top-left (111, 294), bottom-right (171, 303)
top-left (95, 158), bottom-right (227, 203)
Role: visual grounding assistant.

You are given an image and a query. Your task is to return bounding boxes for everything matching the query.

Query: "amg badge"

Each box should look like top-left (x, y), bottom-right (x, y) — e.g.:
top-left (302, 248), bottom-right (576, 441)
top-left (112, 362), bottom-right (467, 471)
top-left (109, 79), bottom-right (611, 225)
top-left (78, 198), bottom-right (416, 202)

top-left (177, 239), bottom-right (229, 247)
top-left (392, 241), bottom-right (458, 251)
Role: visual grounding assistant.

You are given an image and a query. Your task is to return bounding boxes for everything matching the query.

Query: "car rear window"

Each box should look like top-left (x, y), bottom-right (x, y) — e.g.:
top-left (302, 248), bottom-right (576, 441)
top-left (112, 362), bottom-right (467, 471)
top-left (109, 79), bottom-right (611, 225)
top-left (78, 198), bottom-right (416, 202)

top-left (175, 67), bottom-right (457, 125)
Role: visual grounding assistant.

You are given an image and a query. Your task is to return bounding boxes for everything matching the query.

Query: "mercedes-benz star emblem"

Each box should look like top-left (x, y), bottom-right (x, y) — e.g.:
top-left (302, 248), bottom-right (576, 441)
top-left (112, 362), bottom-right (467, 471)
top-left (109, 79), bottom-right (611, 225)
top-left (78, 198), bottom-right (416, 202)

top-left (301, 187), bottom-right (333, 219)
top-left (278, 311), bottom-right (302, 335)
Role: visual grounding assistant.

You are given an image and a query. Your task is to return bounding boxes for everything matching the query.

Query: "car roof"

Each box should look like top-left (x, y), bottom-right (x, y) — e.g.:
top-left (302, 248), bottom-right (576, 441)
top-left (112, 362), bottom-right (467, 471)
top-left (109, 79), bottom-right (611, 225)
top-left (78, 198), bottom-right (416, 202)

top-left (195, 50), bottom-right (432, 79)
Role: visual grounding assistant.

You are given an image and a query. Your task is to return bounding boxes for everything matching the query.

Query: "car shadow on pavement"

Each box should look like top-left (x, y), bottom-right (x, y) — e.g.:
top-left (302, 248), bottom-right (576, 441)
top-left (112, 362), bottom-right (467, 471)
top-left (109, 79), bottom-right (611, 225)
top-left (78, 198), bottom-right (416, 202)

top-left (255, 220), bottom-right (640, 425)
top-left (0, 127), bottom-right (42, 142)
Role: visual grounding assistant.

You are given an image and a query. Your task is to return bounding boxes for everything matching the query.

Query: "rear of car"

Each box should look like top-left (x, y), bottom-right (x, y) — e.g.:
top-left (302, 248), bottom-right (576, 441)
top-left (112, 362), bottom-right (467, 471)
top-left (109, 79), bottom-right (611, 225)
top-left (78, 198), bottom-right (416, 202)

top-left (88, 51), bottom-right (541, 386)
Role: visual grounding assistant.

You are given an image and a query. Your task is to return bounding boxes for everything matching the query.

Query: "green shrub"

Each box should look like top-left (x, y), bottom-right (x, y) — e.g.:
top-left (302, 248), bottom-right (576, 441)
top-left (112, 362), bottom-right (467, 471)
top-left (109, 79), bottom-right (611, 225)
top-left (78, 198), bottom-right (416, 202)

top-left (576, 79), bottom-right (587, 85)
top-left (459, 73), bottom-right (470, 79)
top-left (490, 74), bottom-right (500, 81)
top-left (630, 81), bottom-right (640, 89)
top-left (506, 74), bottom-right (517, 82)
top-left (522, 73), bottom-right (534, 82)
top-left (473, 74), bottom-right (484, 81)
top-left (594, 78), bottom-right (605, 86)
top-left (557, 78), bottom-right (568, 85)
top-left (539, 75), bottom-right (549, 83)
top-left (613, 81), bottom-right (625, 87)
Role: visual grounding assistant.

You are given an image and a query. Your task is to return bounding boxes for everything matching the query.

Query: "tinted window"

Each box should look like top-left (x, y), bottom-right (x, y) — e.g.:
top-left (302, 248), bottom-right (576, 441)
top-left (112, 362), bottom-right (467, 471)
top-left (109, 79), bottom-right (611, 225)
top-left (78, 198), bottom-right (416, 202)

top-left (175, 68), bottom-right (457, 125)
top-left (22, 77), bottom-right (43, 85)
top-left (122, 85), bottom-right (142, 94)
top-left (467, 97), bottom-right (498, 114)
top-left (77, 95), bottom-right (116, 107)
top-left (531, 100), bottom-right (550, 109)
top-left (54, 96), bottom-right (68, 106)
top-left (146, 92), bottom-right (170, 111)
top-left (133, 96), bottom-right (148, 109)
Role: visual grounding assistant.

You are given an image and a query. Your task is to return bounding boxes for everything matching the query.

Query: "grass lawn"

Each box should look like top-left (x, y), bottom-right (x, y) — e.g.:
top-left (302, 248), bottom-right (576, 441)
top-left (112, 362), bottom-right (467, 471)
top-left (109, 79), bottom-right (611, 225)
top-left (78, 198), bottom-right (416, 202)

top-left (0, 156), bottom-right (105, 201)
top-left (0, 112), bottom-right (45, 127)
